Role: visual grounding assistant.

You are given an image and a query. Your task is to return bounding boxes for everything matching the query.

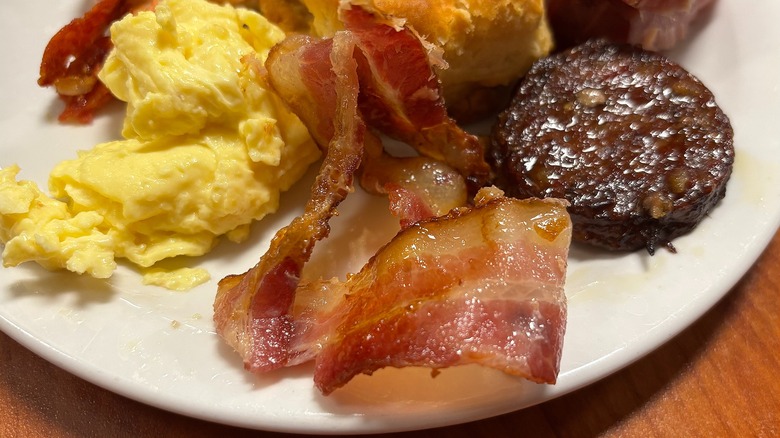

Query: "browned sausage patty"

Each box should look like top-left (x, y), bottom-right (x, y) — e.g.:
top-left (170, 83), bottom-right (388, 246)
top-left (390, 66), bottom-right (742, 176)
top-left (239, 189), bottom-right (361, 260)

top-left (489, 39), bottom-right (734, 253)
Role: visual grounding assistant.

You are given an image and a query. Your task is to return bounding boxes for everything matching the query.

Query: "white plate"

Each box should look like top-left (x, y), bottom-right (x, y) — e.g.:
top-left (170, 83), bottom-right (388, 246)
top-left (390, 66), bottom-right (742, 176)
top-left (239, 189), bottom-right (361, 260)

top-left (2, 0), bottom-right (780, 434)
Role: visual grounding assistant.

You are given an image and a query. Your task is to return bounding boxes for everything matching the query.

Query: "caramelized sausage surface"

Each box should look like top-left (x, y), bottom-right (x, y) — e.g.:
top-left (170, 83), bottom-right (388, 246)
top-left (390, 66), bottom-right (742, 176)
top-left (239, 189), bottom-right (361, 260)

top-left (489, 39), bottom-right (734, 253)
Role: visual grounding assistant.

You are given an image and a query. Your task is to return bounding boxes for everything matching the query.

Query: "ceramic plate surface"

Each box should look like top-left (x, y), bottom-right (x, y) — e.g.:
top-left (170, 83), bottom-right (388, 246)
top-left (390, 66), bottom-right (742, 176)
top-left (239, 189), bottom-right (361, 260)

top-left (2, 0), bottom-right (780, 433)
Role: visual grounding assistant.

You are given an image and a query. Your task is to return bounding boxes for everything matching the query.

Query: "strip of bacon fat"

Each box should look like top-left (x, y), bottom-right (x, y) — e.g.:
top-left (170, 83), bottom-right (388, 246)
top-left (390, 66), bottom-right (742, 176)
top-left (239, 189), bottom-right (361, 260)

top-left (359, 135), bottom-right (467, 229)
top-left (219, 185), bottom-right (571, 393)
top-left (308, 188), bottom-right (572, 394)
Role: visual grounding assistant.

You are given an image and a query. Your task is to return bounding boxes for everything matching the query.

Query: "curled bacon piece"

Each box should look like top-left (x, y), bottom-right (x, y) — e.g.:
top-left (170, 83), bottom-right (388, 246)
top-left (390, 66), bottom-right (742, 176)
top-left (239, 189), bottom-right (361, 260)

top-left (216, 8), bottom-right (467, 372)
top-left (37, 0), bottom-right (148, 123)
top-left (266, 6), bottom-right (490, 193)
top-left (263, 7), bottom-right (473, 226)
top-left (214, 32), bottom-right (364, 372)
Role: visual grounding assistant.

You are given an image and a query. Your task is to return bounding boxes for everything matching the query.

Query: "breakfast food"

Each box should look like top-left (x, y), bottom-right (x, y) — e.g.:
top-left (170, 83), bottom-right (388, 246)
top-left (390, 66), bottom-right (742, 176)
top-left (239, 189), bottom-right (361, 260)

top-left (214, 5), bottom-right (571, 392)
top-left (311, 189), bottom-right (571, 395)
top-left (297, 0), bottom-right (553, 120)
top-left (546, 0), bottom-right (715, 51)
top-left (489, 39), bottom-right (734, 253)
top-left (0, 0), bottom-right (319, 289)
top-left (261, 10), bottom-right (472, 225)
top-left (39, 0), bottom-right (554, 123)
top-left (37, 0), bottom-right (142, 123)
top-left (218, 183), bottom-right (572, 394)
top-left (7, 0), bottom-right (729, 397)
top-left (37, 0), bottom-right (268, 123)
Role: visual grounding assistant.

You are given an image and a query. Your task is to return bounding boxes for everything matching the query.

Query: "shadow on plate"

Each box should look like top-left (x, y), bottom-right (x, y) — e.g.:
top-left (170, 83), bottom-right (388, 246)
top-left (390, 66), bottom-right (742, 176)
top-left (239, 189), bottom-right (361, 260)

top-left (5, 265), bottom-right (115, 307)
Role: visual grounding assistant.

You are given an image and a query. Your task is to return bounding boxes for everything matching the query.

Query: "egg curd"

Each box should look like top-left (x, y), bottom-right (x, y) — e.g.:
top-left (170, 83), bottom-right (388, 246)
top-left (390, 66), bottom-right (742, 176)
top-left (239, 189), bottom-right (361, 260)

top-left (0, 0), bottom-right (320, 290)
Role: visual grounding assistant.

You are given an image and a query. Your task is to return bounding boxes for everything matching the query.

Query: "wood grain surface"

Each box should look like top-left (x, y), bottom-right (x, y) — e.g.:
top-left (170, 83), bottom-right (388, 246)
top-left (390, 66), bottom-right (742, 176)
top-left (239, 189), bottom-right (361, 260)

top-left (2, 229), bottom-right (779, 438)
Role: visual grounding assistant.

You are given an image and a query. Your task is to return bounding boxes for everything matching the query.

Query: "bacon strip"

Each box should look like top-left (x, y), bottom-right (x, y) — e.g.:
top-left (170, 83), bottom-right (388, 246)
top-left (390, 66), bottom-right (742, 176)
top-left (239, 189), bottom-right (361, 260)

top-left (341, 6), bottom-right (491, 191)
top-left (214, 32), bottom-right (364, 372)
top-left (310, 189), bottom-right (571, 394)
top-left (214, 6), bottom-right (570, 393)
top-left (38, 0), bottom-right (149, 123)
top-left (219, 187), bottom-right (571, 393)
top-left (279, 188), bottom-right (571, 394)
top-left (216, 12), bottom-right (464, 371)
top-left (263, 10), bottom-right (471, 227)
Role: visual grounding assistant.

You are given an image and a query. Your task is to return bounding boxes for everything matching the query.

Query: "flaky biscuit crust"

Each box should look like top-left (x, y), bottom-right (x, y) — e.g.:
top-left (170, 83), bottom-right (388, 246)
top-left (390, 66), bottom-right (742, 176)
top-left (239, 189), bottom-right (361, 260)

top-left (298, 0), bottom-right (553, 118)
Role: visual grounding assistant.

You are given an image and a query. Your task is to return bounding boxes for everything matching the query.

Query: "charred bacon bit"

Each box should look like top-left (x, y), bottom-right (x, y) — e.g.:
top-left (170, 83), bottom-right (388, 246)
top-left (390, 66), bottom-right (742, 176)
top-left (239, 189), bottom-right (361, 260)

top-left (38, 0), bottom-right (150, 123)
top-left (214, 32), bottom-right (365, 372)
top-left (306, 189), bottom-right (571, 394)
top-left (55, 79), bottom-right (116, 125)
top-left (546, 0), bottom-right (715, 51)
top-left (341, 6), bottom-right (491, 191)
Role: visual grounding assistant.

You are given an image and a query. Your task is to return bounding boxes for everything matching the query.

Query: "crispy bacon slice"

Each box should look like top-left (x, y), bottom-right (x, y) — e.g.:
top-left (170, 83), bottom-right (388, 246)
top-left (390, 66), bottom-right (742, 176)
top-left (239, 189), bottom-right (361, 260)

top-left (240, 188), bottom-right (571, 393)
top-left (38, 0), bottom-right (149, 123)
top-left (214, 32), bottom-right (364, 372)
top-left (546, 0), bottom-right (715, 51)
top-left (311, 189), bottom-right (571, 394)
top-left (263, 12), bottom-right (470, 227)
top-left (217, 13), bottom-right (465, 371)
top-left (266, 6), bottom-right (490, 192)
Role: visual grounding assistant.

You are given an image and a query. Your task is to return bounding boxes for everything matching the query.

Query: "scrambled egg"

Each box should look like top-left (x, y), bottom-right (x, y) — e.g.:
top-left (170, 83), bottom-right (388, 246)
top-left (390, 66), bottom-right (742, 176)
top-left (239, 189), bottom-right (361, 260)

top-left (0, 0), bottom-right (319, 290)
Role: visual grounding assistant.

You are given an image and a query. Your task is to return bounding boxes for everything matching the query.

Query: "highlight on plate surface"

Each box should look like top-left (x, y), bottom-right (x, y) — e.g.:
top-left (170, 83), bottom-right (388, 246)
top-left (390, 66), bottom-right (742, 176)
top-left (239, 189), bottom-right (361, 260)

top-left (0, 0), bottom-right (732, 395)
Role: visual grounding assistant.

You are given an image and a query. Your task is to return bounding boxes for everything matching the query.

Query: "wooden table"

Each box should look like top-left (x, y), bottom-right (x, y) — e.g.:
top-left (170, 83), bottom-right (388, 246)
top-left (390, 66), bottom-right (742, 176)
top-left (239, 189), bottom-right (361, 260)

top-left (2, 229), bottom-right (779, 438)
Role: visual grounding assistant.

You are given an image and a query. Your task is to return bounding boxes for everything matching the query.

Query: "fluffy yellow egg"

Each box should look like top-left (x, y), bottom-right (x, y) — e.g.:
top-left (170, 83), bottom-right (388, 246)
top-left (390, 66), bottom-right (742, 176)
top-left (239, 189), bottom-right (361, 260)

top-left (0, 165), bottom-right (116, 279)
top-left (0, 0), bottom-right (320, 290)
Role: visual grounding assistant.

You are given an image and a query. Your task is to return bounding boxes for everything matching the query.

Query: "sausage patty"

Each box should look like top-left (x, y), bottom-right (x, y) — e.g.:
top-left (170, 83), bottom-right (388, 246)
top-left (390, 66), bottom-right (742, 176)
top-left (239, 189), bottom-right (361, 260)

top-left (489, 39), bottom-right (734, 253)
